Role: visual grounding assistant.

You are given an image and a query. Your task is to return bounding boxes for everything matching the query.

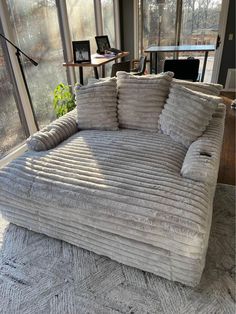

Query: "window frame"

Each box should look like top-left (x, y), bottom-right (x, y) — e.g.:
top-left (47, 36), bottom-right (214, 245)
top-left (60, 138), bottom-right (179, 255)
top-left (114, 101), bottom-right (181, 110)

top-left (0, 18), bottom-right (30, 138)
top-left (0, 0), bottom-right (38, 136)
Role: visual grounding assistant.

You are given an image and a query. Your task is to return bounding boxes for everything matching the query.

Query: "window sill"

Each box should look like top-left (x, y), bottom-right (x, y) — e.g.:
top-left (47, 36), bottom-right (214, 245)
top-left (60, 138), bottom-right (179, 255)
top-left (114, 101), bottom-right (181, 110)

top-left (0, 142), bottom-right (28, 169)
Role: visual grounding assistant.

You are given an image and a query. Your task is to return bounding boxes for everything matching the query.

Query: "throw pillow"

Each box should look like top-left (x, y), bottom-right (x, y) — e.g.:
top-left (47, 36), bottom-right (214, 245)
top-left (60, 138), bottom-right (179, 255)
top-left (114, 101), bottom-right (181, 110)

top-left (75, 78), bottom-right (118, 130)
top-left (172, 79), bottom-right (223, 96)
top-left (27, 109), bottom-right (78, 151)
top-left (117, 71), bottom-right (173, 132)
top-left (159, 85), bottom-right (222, 147)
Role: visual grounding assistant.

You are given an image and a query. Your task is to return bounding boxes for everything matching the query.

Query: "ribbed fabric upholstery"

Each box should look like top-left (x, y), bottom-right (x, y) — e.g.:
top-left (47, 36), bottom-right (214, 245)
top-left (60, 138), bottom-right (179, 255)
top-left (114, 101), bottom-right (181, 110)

top-left (181, 104), bottom-right (226, 184)
top-left (172, 79), bottom-right (223, 96)
top-left (26, 109), bottom-right (78, 151)
top-left (75, 78), bottom-right (118, 130)
top-left (159, 85), bottom-right (222, 147)
top-left (0, 108), bottom-right (225, 287)
top-left (117, 71), bottom-right (173, 131)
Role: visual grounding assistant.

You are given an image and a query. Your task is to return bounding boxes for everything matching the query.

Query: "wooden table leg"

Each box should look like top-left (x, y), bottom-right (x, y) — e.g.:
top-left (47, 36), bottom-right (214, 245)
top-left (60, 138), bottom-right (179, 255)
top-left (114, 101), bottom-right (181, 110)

top-left (79, 67), bottom-right (83, 85)
top-left (154, 52), bottom-right (158, 74)
top-left (201, 51), bottom-right (208, 82)
top-left (150, 53), bottom-right (153, 74)
top-left (94, 67), bottom-right (99, 79)
top-left (102, 65), bottom-right (105, 78)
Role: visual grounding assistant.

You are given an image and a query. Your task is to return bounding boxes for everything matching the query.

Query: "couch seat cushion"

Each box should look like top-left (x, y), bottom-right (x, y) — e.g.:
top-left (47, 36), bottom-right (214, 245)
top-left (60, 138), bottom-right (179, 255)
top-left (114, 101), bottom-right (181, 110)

top-left (0, 130), bottom-right (214, 260)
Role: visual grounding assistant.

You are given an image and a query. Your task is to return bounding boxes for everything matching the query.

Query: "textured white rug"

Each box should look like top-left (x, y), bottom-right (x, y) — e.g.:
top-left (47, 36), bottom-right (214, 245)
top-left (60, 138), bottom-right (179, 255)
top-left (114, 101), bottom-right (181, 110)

top-left (0, 183), bottom-right (235, 314)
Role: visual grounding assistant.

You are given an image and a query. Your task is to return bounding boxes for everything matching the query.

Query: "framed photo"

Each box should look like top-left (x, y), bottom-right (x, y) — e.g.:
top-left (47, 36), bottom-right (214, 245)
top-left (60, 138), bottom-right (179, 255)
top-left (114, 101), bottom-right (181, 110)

top-left (95, 35), bottom-right (111, 54)
top-left (72, 40), bottom-right (91, 63)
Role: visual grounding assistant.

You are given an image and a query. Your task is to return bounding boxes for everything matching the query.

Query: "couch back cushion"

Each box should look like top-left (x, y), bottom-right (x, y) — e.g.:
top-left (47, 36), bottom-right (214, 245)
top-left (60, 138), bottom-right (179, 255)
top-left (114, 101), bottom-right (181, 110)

top-left (117, 71), bottom-right (173, 132)
top-left (75, 78), bottom-right (118, 130)
top-left (172, 79), bottom-right (223, 96)
top-left (159, 85), bottom-right (222, 147)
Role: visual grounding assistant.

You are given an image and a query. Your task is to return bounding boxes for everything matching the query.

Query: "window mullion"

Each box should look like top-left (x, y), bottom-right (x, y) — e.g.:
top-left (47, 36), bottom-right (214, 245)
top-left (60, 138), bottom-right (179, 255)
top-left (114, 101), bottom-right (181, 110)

top-left (56, 0), bottom-right (76, 86)
top-left (94, 0), bottom-right (103, 35)
top-left (114, 0), bottom-right (121, 49)
top-left (174, 0), bottom-right (183, 58)
top-left (0, 18), bottom-right (30, 137)
top-left (133, 0), bottom-right (139, 58)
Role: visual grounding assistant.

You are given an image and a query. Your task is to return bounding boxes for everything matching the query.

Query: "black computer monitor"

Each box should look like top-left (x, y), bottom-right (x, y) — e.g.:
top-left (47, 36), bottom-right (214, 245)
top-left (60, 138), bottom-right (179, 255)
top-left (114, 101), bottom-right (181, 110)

top-left (95, 35), bottom-right (111, 54)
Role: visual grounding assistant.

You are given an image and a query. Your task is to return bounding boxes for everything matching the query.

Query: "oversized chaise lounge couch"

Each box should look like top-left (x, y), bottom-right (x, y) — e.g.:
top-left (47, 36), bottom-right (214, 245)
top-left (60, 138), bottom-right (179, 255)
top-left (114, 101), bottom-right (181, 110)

top-left (0, 72), bottom-right (225, 286)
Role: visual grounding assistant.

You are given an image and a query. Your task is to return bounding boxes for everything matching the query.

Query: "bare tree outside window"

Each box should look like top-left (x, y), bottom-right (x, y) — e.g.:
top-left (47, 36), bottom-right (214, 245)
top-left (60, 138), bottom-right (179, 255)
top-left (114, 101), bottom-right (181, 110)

top-left (181, 0), bottom-right (222, 45)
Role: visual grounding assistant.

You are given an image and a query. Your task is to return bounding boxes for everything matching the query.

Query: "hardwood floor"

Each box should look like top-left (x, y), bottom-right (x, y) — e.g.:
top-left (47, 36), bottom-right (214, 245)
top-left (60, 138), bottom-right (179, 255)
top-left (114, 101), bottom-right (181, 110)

top-left (218, 94), bottom-right (236, 185)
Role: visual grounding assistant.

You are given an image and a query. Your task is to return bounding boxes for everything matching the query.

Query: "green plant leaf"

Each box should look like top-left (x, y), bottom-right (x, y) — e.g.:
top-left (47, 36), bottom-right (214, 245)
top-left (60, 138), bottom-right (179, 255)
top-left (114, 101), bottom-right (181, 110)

top-left (53, 83), bottom-right (76, 118)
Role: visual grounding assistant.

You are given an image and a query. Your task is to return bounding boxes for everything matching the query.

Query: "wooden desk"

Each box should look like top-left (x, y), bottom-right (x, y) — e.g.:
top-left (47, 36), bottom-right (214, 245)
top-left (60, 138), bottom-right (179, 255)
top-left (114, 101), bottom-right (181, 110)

top-left (63, 51), bottom-right (129, 85)
top-left (144, 45), bottom-right (215, 82)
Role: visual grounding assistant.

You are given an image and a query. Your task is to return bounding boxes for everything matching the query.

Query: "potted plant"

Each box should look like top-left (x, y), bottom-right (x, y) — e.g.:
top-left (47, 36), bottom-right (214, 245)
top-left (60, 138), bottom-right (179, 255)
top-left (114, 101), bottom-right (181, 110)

top-left (53, 83), bottom-right (77, 118)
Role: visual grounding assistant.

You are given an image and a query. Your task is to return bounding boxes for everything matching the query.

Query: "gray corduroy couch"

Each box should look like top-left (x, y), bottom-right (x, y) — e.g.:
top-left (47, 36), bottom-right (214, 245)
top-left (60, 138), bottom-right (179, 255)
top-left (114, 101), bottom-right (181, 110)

top-left (0, 74), bottom-right (225, 287)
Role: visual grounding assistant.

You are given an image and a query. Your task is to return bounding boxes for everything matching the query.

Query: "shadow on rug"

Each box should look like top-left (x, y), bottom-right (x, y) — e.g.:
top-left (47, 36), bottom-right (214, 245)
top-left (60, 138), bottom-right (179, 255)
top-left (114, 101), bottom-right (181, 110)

top-left (0, 184), bottom-right (235, 314)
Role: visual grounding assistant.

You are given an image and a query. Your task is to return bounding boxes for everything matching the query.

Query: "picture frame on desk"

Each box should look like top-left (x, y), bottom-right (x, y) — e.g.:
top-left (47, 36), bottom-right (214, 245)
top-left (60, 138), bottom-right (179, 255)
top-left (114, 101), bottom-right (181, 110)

top-left (95, 35), bottom-right (111, 54)
top-left (72, 40), bottom-right (91, 63)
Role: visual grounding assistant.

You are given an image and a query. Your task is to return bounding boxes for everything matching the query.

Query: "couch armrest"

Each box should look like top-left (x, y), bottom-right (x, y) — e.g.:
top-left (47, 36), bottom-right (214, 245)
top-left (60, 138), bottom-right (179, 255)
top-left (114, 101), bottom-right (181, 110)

top-left (26, 109), bottom-right (78, 151)
top-left (181, 104), bottom-right (226, 185)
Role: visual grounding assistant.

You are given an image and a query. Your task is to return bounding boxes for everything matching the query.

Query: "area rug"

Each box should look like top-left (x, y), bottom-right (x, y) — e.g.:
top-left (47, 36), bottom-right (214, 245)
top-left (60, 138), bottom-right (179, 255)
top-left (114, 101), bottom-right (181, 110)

top-left (0, 183), bottom-right (235, 314)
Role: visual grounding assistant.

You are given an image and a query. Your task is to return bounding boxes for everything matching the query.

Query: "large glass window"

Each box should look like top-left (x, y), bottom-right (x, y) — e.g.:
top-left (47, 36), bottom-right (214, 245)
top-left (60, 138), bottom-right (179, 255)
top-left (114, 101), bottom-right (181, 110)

top-left (181, 0), bottom-right (222, 45)
top-left (141, 0), bottom-right (176, 49)
top-left (7, 0), bottom-right (67, 128)
top-left (67, 0), bottom-right (96, 51)
top-left (67, 0), bottom-right (96, 84)
top-left (180, 0), bottom-right (222, 82)
top-left (0, 0), bottom-right (117, 160)
top-left (0, 42), bottom-right (26, 158)
top-left (101, 0), bottom-right (115, 47)
top-left (140, 0), bottom-right (177, 72)
top-left (139, 0), bottom-right (223, 81)
top-left (101, 0), bottom-right (116, 77)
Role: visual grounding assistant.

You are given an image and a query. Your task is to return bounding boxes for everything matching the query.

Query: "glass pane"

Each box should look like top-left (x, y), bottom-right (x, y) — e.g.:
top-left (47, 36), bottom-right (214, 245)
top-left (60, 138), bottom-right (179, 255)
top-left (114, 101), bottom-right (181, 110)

top-left (101, 0), bottom-right (115, 47)
top-left (0, 43), bottom-right (26, 158)
top-left (7, 0), bottom-right (67, 128)
top-left (101, 0), bottom-right (115, 77)
top-left (141, 0), bottom-right (177, 49)
top-left (67, 0), bottom-right (96, 83)
top-left (140, 0), bottom-right (177, 72)
top-left (180, 0), bottom-right (222, 82)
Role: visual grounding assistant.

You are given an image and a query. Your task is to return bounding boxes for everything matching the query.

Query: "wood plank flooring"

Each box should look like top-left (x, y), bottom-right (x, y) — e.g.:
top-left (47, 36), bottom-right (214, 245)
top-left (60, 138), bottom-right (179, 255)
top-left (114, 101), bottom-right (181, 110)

top-left (218, 94), bottom-right (236, 185)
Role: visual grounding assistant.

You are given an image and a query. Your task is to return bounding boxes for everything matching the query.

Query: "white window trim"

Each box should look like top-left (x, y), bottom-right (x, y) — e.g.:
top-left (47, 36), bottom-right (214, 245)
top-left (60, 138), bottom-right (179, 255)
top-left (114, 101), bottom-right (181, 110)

top-left (211, 0), bottom-right (230, 83)
top-left (224, 68), bottom-right (236, 91)
top-left (0, 143), bottom-right (28, 169)
top-left (0, 0), bottom-right (38, 135)
top-left (56, 0), bottom-right (76, 86)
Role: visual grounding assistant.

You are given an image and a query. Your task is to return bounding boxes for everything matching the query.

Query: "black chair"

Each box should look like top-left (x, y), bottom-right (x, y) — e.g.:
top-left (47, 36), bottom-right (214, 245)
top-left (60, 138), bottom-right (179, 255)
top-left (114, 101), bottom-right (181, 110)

top-left (130, 56), bottom-right (147, 75)
top-left (111, 60), bottom-right (131, 77)
top-left (163, 58), bottom-right (200, 81)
